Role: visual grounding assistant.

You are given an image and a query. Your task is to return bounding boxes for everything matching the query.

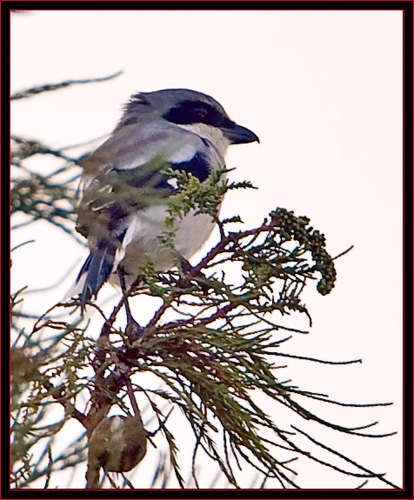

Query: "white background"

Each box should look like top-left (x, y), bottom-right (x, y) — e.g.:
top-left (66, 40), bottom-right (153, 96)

top-left (11, 10), bottom-right (403, 489)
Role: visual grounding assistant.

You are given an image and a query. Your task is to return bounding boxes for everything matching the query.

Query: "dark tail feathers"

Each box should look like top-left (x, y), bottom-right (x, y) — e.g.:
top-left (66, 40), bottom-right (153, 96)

top-left (76, 239), bottom-right (117, 310)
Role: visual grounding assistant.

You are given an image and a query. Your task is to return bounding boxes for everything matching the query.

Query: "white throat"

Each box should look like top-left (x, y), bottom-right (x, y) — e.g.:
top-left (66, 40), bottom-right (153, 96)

top-left (177, 123), bottom-right (231, 158)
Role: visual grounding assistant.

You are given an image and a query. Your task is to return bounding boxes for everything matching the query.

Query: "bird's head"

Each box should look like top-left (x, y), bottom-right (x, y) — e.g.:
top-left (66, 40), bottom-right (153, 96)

top-left (118, 88), bottom-right (259, 152)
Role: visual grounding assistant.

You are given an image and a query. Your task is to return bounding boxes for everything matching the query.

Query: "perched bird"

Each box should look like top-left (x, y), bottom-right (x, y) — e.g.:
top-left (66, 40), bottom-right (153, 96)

top-left (70, 88), bottom-right (259, 310)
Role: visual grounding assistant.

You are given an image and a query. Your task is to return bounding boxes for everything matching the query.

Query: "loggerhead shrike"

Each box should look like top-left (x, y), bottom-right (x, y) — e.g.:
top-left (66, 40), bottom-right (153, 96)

top-left (70, 88), bottom-right (259, 309)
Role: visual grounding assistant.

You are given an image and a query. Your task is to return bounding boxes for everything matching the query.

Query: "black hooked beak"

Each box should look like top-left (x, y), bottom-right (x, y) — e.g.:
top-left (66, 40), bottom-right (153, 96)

top-left (222, 122), bottom-right (260, 145)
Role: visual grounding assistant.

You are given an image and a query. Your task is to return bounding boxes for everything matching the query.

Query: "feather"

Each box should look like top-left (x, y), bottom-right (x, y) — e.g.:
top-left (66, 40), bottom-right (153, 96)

top-left (81, 240), bottom-right (117, 309)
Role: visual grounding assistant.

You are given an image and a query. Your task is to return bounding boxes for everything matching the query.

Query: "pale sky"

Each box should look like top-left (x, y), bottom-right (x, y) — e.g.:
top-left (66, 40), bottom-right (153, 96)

top-left (11, 10), bottom-right (403, 489)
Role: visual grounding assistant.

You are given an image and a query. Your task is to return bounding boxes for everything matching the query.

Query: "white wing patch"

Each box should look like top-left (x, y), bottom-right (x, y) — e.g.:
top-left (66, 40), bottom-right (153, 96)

top-left (167, 178), bottom-right (179, 190)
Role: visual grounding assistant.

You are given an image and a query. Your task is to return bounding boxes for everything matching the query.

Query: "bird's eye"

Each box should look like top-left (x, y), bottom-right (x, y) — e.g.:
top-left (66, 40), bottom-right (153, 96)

top-left (194, 107), bottom-right (208, 120)
top-left (163, 100), bottom-right (222, 126)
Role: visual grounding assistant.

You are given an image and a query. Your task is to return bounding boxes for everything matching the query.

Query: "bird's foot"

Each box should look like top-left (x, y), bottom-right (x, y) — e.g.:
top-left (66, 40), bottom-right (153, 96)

top-left (126, 318), bottom-right (144, 342)
top-left (179, 258), bottom-right (210, 292)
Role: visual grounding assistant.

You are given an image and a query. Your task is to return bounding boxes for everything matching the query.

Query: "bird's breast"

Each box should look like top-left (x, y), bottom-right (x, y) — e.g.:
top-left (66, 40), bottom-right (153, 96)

top-left (114, 205), bottom-right (216, 279)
